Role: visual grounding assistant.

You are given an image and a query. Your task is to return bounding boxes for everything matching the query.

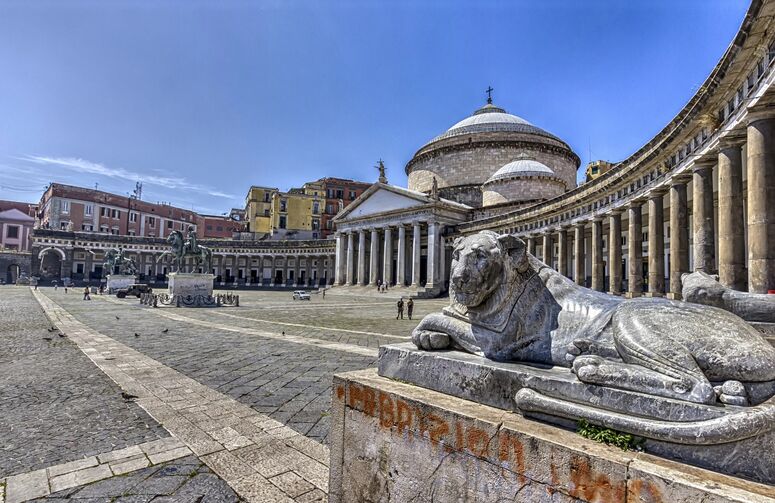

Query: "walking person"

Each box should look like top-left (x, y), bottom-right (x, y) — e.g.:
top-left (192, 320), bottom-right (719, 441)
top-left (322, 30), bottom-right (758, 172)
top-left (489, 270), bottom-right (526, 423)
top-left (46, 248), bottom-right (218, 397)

top-left (396, 297), bottom-right (404, 320)
top-left (407, 298), bottom-right (414, 320)
top-left (322, 288), bottom-right (326, 299)
top-left (53, 281), bottom-right (58, 291)
top-left (83, 286), bottom-right (91, 300)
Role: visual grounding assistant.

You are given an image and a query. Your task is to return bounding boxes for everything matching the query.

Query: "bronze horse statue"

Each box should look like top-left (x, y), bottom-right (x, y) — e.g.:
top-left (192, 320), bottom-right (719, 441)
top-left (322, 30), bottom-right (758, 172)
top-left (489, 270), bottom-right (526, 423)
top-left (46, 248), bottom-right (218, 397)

top-left (157, 230), bottom-right (212, 273)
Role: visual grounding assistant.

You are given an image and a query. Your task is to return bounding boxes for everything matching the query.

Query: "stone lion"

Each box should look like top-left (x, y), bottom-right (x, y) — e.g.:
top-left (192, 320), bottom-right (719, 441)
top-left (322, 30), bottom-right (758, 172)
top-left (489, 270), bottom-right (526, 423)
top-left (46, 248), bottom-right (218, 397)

top-left (682, 270), bottom-right (775, 323)
top-left (412, 231), bottom-right (775, 406)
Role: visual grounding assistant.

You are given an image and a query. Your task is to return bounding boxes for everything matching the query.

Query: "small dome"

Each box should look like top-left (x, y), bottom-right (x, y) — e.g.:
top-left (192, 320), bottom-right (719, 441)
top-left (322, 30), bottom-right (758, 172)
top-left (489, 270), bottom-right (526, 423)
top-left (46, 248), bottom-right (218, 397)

top-left (485, 158), bottom-right (557, 184)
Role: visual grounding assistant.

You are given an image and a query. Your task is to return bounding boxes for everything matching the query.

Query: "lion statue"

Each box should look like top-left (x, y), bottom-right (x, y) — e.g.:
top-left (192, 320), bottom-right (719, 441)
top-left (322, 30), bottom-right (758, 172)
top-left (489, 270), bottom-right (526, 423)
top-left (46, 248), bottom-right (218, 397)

top-left (412, 231), bottom-right (775, 406)
top-left (682, 270), bottom-right (775, 323)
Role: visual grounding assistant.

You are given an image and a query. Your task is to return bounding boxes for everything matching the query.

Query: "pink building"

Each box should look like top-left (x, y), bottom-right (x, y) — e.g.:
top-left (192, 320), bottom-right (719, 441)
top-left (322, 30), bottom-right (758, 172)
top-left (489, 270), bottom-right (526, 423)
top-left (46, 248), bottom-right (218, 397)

top-left (0, 200), bottom-right (34, 252)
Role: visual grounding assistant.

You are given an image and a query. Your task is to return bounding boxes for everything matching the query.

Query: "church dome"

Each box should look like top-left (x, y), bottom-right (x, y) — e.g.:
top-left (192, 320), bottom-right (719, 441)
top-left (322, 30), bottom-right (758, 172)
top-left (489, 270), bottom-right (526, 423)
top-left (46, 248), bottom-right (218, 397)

top-left (424, 102), bottom-right (564, 146)
top-left (484, 157), bottom-right (561, 184)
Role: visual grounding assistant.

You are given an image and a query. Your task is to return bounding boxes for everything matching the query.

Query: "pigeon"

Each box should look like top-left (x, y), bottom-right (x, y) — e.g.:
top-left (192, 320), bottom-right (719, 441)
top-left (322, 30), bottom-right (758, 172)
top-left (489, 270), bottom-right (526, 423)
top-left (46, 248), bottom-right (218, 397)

top-left (58, 333), bottom-right (67, 338)
top-left (47, 326), bottom-right (57, 332)
top-left (115, 315), bottom-right (120, 320)
top-left (162, 328), bottom-right (168, 333)
top-left (42, 337), bottom-right (52, 341)
top-left (121, 392), bottom-right (139, 400)
top-left (282, 331), bottom-right (285, 336)
top-left (134, 333), bottom-right (140, 337)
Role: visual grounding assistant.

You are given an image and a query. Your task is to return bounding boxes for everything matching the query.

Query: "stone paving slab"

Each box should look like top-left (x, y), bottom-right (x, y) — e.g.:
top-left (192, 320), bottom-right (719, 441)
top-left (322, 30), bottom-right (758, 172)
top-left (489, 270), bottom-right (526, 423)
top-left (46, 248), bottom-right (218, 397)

top-left (33, 289), bottom-right (333, 502)
top-left (0, 288), bottom-right (168, 479)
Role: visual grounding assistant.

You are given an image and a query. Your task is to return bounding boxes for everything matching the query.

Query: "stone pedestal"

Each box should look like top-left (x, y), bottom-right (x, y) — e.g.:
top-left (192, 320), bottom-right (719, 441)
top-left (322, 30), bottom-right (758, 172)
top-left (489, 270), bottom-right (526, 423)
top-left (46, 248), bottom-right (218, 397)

top-left (329, 368), bottom-right (775, 502)
top-left (162, 273), bottom-right (217, 307)
top-left (106, 274), bottom-right (137, 293)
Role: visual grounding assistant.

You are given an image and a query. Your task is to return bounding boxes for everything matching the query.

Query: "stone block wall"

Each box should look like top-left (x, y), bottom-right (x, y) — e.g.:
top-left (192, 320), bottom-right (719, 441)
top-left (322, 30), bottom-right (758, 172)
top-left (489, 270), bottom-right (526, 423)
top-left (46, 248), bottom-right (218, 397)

top-left (483, 176), bottom-right (566, 206)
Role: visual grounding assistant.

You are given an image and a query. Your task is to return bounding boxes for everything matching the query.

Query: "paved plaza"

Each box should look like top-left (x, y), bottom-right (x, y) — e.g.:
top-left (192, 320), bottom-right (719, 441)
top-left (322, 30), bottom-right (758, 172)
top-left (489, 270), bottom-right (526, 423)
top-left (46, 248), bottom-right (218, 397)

top-left (0, 286), bottom-right (447, 502)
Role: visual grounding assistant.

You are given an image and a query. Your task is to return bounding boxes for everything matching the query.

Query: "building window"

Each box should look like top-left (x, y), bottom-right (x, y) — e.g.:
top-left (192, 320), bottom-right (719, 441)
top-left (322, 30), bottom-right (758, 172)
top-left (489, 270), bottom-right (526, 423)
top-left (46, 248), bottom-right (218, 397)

top-left (349, 191), bottom-right (356, 200)
top-left (206, 225), bottom-right (213, 230)
top-left (6, 225), bottom-right (19, 238)
top-left (279, 216), bottom-right (287, 229)
top-left (60, 221), bottom-right (68, 229)
top-left (336, 189), bottom-right (344, 199)
top-left (167, 220), bottom-right (173, 229)
top-left (312, 219), bottom-right (320, 231)
top-left (61, 201), bottom-right (70, 214)
top-left (313, 201), bottom-right (320, 214)
top-left (129, 212), bottom-right (137, 223)
top-left (84, 204), bottom-right (93, 216)
top-left (326, 204), bottom-right (334, 214)
top-left (326, 189), bottom-right (333, 198)
top-left (100, 225), bottom-right (109, 233)
top-left (148, 216), bottom-right (156, 228)
top-left (264, 192), bottom-right (270, 202)
top-left (100, 207), bottom-right (107, 217)
top-left (280, 199), bottom-right (287, 212)
top-left (81, 224), bottom-right (93, 231)
top-left (264, 209), bottom-right (270, 217)
top-left (128, 230), bottom-right (135, 236)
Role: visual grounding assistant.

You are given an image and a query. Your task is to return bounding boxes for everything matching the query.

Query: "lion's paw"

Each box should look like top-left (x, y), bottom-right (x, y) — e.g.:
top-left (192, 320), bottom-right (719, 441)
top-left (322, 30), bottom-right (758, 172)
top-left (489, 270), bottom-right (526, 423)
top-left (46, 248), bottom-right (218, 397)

top-left (714, 380), bottom-right (749, 406)
top-left (411, 330), bottom-right (450, 351)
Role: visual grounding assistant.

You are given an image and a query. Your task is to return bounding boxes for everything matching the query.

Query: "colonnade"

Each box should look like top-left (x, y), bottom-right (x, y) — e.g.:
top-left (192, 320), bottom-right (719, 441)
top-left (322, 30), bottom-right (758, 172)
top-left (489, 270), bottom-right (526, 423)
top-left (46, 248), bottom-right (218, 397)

top-left (334, 221), bottom-right (447, 291)
top-left (523, 116), bottom-right (775, 296)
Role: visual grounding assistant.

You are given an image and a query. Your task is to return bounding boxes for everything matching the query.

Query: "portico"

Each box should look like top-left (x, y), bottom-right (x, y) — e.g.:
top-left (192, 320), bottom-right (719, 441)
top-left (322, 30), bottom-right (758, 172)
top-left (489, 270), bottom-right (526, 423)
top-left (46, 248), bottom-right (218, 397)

top-left (332, 183), bottom-right (470, 296)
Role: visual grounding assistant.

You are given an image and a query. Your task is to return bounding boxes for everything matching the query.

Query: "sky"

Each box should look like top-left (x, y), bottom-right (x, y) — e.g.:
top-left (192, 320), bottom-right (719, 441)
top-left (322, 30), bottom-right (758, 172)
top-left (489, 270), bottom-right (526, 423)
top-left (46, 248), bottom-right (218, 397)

top-left (0, 0), bottom-right (750, 215)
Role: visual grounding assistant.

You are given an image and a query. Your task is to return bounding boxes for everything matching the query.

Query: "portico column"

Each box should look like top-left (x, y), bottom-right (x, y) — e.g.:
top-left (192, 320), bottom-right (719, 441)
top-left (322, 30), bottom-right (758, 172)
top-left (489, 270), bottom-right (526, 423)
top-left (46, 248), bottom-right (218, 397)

top-left (383, 227), bottom-right (393, 285)
top-left (316, 256), bottom-right (323, 286)
top-left (647, 191), bottom-right (665, 296)
top-left (283, 256), bottom-right (289, 286)
top-left (358, 230), bottom-right (367, 286)
top-left (557, 228), bottom-right (569, 277)
top-left (542, 233), bottom-right (553, 267)
top-left (335, 233), bottom-right (345, 285)
top-left (746, 113), bottom-right (775, 293)
top-left (718, 139), bottom-right (746, 290)
top-left (526, 235), bottom-right (536, 256)
top-left (426, 222), bottom-right (439, 289)
top-left (438, 234), bottom-right (446, 289)
top-left (574, 224), bottom-right (584, 286)
top-left (692, 160), bottom-right (716, 273)
top-left (411, 222), bottom-right (421, 287)
top-left (627, 202), bottom-right (643, 298)
top-left (269, 256), bottom-right (276, 287)
top-left (346, 232), bottom-right (355, 285)
top-left (668, 180), bottom-right (690, 298)
top-left (608, 211), bottom-right (622, 294)
top-left (369, 228), bottom-right (380, 286)
top-left (397, 225), bottom-right (406, 286)
top-left (305, 257), bottom-right (311, 287)
top-left (591, 219), bottom-right (604, 291)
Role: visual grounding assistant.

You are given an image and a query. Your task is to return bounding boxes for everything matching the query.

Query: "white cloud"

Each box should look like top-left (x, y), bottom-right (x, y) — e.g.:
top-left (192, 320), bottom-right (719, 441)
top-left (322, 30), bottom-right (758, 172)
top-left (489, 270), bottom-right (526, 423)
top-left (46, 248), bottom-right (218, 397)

top-left (18, 155), bottom-right (236, 199)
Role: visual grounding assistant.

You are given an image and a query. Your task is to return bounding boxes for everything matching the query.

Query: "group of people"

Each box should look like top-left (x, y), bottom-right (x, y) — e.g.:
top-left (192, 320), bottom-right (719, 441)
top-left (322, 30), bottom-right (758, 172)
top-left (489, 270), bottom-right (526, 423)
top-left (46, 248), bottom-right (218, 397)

top-left (396, 297), bottom-right (414, 320)
top-left (376, 279), bottom-right (389, 293)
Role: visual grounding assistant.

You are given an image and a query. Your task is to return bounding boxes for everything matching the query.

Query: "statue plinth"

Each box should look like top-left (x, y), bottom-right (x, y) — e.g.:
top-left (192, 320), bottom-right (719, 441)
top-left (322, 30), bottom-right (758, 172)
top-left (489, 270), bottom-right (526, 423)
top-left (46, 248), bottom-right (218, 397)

top-left (168, 272), bottom-right (214, 297)
top-left (106, 274), bottom-right (137, 293)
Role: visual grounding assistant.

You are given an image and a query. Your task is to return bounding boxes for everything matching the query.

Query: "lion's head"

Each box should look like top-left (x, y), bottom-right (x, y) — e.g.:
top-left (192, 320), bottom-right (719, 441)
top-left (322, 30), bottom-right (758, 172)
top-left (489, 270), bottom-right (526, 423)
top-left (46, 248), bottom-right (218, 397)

top-left (449, 231), bottom-right (529, 308)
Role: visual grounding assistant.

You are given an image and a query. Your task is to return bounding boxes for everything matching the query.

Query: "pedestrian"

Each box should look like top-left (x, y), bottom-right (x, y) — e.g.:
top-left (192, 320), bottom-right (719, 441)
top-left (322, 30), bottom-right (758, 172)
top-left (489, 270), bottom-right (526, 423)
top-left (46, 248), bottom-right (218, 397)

top-left (407, 298), bottom-right (414, 320)
top-left (99, 284), bottom-right (104, 295)
top-left (396, 297), bottom-right (404, 320)
top-left (64, 285), bottom-right (68, 294)
top-left (54, 281), bottom-right (58, 291)
top-left (83, 286), bottom-right (91, 300)
top-left (322, 288), bottom-right (326, 299)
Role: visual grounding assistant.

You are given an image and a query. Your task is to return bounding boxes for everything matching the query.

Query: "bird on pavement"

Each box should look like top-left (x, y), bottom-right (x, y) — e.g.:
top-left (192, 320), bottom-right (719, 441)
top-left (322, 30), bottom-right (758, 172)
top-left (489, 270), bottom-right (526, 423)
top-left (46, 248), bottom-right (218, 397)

top-left (121, 392), bottom-right (138, 400)
top-left (47, 326), bottom-right (57, 332)
top-left (42, 337), bottom-right (52, 341)
top-left (162, 328), bottom-right (168, 333)
top-left (115, 315), bottom-right (120, 320)
top-left (134, 333), bottom-right (140, 337)
top-left (58, 333), bottom-right (67, 338)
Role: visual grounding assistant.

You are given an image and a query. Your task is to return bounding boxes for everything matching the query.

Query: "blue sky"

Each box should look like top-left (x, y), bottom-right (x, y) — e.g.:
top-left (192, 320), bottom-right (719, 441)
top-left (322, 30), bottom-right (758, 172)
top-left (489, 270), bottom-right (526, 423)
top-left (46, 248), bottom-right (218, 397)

top-left (0, 0), bottom-right (749, 214)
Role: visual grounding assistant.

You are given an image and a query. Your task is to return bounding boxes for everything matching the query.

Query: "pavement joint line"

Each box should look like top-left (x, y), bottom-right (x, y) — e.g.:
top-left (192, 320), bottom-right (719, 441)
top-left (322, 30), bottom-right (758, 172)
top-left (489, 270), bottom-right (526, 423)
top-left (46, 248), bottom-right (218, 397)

top-left (97, 294), bottom-right (380, 358)
top-left (2, 438), bottom-right (191, 502)
top-left (31, 289), bottom-right (331, 502)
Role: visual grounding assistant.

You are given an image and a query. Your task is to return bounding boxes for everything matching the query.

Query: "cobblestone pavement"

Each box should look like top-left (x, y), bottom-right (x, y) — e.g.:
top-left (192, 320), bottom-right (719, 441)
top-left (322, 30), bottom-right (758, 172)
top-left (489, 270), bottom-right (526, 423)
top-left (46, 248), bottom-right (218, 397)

top-left (43, 289), bottom-right (445, 443)
top-left (33, 456), bottom-right (243, 502)
top-left (0, 288), bottom-right (168, 478)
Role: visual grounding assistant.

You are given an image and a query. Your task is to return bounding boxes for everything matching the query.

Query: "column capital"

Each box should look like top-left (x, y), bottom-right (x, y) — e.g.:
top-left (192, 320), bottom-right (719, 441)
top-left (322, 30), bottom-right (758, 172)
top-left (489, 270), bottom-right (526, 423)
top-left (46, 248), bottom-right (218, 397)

top-left (669, 174), bottom-right (692, 186)
top-left (692, 156), bottom-right (716, 171)
top-left (626, 199), bottom-right (645, 209)
top-left (647, 188), bottom-right (668, 199)
top-left (746, 103), bottom-right (775, 124)
top-left (718, 131), bottom-right (746, 149)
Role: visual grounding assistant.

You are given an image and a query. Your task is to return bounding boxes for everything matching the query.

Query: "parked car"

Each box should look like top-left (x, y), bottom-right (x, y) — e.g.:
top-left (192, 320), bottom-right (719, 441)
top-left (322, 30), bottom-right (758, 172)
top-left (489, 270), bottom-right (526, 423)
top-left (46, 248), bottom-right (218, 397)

top-left (292, 290), bottom-right (311, 301)
top-left (116, 284), bottom-right (153, 298)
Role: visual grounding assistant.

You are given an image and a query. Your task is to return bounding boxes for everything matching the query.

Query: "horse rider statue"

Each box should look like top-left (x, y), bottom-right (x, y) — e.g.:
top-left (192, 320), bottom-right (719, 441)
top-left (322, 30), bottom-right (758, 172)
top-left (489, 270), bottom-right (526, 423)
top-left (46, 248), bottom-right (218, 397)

top-left (158, 227), bottom-right (212, 273)
top-left (104, 248), bottom-right (138, 276)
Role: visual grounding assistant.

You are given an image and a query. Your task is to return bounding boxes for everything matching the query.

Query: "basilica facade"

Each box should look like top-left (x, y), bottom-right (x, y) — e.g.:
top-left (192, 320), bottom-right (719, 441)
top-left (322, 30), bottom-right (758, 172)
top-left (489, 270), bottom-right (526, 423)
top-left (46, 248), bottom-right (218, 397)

top-left (334, 0), bottom-right (775, 298)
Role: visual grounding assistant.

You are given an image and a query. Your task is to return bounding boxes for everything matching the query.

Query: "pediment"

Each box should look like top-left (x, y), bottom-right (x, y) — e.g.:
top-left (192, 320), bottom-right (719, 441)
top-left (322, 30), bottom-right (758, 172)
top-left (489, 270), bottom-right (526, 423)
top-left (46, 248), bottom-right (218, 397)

top-left (336, 185), bottom-right (426, 222)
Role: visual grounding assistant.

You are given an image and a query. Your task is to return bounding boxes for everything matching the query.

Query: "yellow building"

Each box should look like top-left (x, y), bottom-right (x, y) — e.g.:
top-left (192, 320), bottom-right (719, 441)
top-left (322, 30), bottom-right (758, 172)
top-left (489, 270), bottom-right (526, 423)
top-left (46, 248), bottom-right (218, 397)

top-left (244, 185), bottom-right (277, 234)
top-left (585, 160), bottom-right (614, 182)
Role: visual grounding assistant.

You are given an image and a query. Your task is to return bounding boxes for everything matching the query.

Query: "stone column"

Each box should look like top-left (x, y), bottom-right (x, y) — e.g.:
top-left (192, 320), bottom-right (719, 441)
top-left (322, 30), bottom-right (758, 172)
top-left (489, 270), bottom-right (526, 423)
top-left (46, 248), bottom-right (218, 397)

top-left (647, 191), bottom-right (665, 296)
top-left (426, 222), bottom-right (439, 289)
top-left (718, 139), bottom-right (746, 290)
top-left (397, 225), bottom-right (406, 286)
top-left (316, 256), bottom-right (323, 287)
top-left (591, 219), bottom-right (604, 291)
top-left (335, 233), bottom-right (345, 285)
top-left (747, 113), bottom-right (775, 293)
top-left (383, 227), bottom-right (393, 285)
top-left (627, 202), bottom-right (643, 298)
top-left (84, 252), bottom-right (93, 283)
top-left (269, 256), bottom-right (276, 287)
top-left (358, 230), bottom-right (367, 286)
top-left (369, 228), bottom-right (380, 286)
top-left (283, 256), bottom-right (289, 286)
top-left (668, 180), bottom-right (690, 298)
top-left (411, 222), bottom-right (421, 287)
top-left (346, 232), bottom-right (355, 285)
top-left (608, 211), bottom-right (622, 294)
top-left (438, 234), bottom-right (446, 289)
top-left (557, 228), bottom-right (569, 277)
top-left (305, 257), bottom-right (311, 287)
top-left (542, 233), bottom-right (553, 267)
top-left (692, 160), bottom-right (716, 273)
top-left (526, 235), bottom-right (536, 256)
top-left (574, 224), bottom-right (584, 286)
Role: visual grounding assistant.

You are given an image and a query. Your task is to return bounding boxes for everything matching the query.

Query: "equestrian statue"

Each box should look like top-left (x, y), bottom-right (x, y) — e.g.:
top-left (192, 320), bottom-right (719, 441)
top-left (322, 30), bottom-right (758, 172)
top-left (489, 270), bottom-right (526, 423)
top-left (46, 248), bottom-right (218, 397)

top-left (157, 227), bottom-right (212, 273)
top-left (103, 248), bottom-right (137, 276)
